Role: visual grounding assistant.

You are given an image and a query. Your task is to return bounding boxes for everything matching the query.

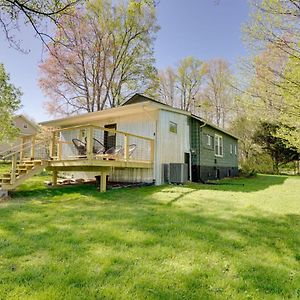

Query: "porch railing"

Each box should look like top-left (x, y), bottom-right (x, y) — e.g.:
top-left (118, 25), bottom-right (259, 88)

top-left (49, 124), bottom-right (154, 163)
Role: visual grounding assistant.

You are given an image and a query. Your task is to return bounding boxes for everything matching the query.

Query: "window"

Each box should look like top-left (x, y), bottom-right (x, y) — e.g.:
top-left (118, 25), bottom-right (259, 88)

top-left (234, 145), bottom-right (237, 156)
top-left (230, 144), bottom-right (233, 154)
top-left (169, 121), bottom-right (177, 134)
top-left (215, 134), bottom-right (223, 157)
top-left (23, 124), bottom-right (28, 129)
top-left (207, 135), bottom-right (213, 146)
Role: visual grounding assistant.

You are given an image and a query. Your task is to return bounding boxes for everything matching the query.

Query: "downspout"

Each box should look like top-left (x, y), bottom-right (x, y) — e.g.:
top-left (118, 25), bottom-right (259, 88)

top-left (197, 120), bottom-right (207, 183)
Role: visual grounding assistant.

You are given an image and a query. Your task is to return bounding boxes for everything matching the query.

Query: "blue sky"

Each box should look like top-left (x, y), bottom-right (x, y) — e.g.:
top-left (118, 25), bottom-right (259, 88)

top-left (0, 0), bottom-right (249, 122)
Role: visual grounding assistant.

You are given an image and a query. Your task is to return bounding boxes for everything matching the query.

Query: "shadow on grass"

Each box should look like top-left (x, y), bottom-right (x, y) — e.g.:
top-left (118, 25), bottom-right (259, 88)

top-left (11, 174), bottom-right (289, 202)
top-left (0, 174), bottom-right (299, 298)
top-left (193, 174), bottom-right (289, 193)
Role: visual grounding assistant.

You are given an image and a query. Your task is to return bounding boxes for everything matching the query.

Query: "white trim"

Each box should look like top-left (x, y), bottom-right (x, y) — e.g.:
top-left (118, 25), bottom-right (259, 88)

top-left (214, 134), bottom-right (223, 157)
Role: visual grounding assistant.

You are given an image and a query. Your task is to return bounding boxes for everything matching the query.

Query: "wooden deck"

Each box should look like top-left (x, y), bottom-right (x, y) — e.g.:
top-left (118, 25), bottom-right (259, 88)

top-left (47, 159), bottom-right (153, 171)
top-left (0, 123), bottom-right (154, 193)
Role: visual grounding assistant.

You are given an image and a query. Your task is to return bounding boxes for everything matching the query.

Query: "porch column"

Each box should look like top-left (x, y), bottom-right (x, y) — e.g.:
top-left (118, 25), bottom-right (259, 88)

top-left (50, 131), bottom-right (56, 159)
top-left (86, 126), bottom-right (94, 160)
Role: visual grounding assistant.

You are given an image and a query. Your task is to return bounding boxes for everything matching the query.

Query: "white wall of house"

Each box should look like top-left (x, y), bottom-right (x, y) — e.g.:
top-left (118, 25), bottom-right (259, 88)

top-left (154, 110), bottom-right (190, 185)
top-left (58, 109), bottom-right (190, 185)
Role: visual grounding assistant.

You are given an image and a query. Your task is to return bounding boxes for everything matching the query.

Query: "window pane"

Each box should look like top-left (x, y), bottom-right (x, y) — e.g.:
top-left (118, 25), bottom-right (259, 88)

top-left (169, 121), bottom-right (177, 133)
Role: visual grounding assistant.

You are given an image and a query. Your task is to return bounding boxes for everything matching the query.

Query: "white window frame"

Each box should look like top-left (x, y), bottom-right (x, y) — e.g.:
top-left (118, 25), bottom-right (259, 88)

top-left (214, 134), bottom-right (223, 157)
top-left (234, 145), bottom-right (237, 156)
top-left (230, 144), bottom-right (233, 155)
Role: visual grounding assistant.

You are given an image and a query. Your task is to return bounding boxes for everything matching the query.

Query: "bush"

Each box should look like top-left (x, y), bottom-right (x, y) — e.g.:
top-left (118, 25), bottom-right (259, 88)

top-left (240, 153), bottom-right (274, 176)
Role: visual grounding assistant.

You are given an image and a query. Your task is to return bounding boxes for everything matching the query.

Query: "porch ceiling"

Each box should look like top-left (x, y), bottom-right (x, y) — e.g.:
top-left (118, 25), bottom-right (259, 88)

top-left (39, 102), bottom-right (159, 128)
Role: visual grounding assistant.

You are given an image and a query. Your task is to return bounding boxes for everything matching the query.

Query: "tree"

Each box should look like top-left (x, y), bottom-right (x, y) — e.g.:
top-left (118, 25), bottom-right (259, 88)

top-left (157, 67), bottom-right (177, 107)
top-left (276, 55), bottom-right (300, 150)
top-left (244, 0), bottom-right (300, 60)
top-left (0, 63), bottom-right (21, 143)
top-left (243, 0), bottom-right (300, 150)
top-left (39, 0), bottom-right (159, 116)
top-left (0, 0), bottom-right (79, 50)
top-left (176, 57), bottom-right (206, 111)
top-left (253, 122), bottom-right (299, 174)
top-left (230, 115), bottom-right (258, 162)
top-left (199, 59), bottom-right (234, 128)
top-left (158, 56), bottom-right (206, 112)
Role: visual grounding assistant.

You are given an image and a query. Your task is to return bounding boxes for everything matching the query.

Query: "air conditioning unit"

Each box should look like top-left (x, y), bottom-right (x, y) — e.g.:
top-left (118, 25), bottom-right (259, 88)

top-left (169, 163), bottom-right (188, 184)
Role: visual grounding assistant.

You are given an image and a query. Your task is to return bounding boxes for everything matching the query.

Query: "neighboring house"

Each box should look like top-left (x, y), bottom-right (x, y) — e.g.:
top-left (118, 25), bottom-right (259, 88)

top-left (40, 94), bottom-right (238, 184)
top-left (0, 115), bottom-right (40, 155)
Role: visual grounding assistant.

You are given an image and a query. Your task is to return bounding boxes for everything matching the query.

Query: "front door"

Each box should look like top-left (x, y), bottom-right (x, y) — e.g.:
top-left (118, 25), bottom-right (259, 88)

top-left (104, 124), bottom-right (117, 150)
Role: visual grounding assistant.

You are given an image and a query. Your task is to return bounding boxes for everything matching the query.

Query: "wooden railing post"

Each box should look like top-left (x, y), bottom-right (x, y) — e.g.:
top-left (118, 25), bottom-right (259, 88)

top-left (11, 154), bottom-right (17, 184)
top-left (86, 126), bottom-right (94, 160)
top-left (58, 141), bottom-right (62, 160)
top-left (50, 131), bottom-right (56, 159)
top-left (30, 136), bottom-right (36, 160)
top-left (124, 134), bottom-right (129, 161)
top-left (20, 137), bottom-right (25, 161)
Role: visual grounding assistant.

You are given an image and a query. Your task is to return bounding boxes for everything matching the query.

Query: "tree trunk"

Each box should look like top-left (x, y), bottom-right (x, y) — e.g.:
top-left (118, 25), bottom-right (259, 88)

top-left (273, 157), bottom-right (279, 174)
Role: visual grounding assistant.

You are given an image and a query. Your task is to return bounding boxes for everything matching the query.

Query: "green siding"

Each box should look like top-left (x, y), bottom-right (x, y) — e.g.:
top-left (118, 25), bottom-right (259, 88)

top-left (190, 118), bottom-right (238, 168)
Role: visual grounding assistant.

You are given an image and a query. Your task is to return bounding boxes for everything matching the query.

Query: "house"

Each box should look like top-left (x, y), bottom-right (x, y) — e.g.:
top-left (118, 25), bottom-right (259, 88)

top-left (0, 115), bottom-right (40, 156)
top-left (0, 94), bottom-right (238, 193)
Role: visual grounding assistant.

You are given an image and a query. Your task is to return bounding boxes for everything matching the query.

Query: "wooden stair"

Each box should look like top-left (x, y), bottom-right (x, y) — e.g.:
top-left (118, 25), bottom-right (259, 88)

top-left (0, 160), bottom-right (48, 191)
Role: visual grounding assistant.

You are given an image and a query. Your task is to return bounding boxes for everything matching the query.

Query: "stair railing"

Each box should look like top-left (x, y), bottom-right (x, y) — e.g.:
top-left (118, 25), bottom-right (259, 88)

top-left (1, 139), bottom-right (49, 185)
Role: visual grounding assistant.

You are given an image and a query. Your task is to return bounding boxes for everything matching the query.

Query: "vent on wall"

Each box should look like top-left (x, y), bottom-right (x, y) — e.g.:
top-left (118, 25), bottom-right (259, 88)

top-left (169, 163), bottom-right (188, 184)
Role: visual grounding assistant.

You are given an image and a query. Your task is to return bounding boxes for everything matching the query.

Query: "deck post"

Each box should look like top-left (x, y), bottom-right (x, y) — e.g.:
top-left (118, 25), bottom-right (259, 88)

top-left (52, 170), bottom-right (58, 186)
top-left (11, 154), bottom-right (17, 184)
top-left (124, 135), bottom-right (129, 161)
top-left (30, 136), bottom-right (36, 160)
top-left (20, 136), bottom-right (26, 161)
top-left (100, 172), bottom-right (107, 192)
top-left (86, 126), bottom-right (94, 160)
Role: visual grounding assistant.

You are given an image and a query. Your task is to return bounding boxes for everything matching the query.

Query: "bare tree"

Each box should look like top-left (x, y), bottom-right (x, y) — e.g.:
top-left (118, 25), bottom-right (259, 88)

top-left (200, 59), bottom-right (234, 128)
top-left (157, 56), bottom-right (206, 112)
top-left (0, 0), bottom-right (80, 51)
top-left (39, 0), bottom-right (159, 116)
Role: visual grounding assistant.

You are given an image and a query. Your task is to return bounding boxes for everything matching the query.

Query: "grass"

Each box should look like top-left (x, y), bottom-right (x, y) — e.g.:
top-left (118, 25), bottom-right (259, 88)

top-left (0, 174), bottom-right (299, 299)
top-left (0, 161), bottom-right (11, 174)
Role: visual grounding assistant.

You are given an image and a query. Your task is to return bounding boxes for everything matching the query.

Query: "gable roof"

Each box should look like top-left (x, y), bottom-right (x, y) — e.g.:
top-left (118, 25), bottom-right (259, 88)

top-left (40, 93), bottom-right (238, 139)
top-left (191, 114), bottom-right (238, 140)
top-left (15, 115), bottom-right (40, 132)
top-left (122, 93), bottom-right (170, 107)
top-left (123, 94), bottom-right (238, 140)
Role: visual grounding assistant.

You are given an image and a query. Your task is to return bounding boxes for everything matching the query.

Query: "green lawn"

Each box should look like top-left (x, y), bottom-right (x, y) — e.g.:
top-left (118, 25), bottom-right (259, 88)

top-left (0, 174), bottom-right (299, 299)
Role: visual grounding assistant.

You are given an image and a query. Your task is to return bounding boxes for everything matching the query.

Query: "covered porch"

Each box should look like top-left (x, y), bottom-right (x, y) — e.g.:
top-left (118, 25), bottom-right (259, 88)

top-left (47, 124), bottom-right (155, 192)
